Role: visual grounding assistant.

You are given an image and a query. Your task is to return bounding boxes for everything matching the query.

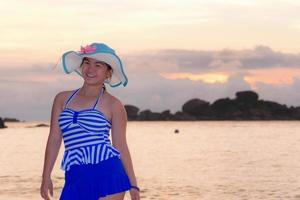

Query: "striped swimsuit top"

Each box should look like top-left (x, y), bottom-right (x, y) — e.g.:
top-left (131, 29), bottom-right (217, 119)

top-left (58, 87), bottom-right (121, 171)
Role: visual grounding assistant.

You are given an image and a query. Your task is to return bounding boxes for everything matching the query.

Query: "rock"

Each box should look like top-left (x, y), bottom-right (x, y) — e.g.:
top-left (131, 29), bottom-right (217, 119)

top-left (160, 110), bottom-right (173, 120)
top-left (137, 109), bottom-right (151, 120)
top-left (27, 123), bottom-right (50, 128)
top-left (290, 106), bottom-right (300, 119)
top-left (256, 100), bottom-right (291, 119)
top-left (125, 105), bottom-right (140, 120)
top-left (137, 109), bottom-right (162, 121)
top-left (248, 108), bottom-right (272, 119)
top-left (210, 98), bottom-right (238, 118)
top-left (173, 111), bottom-right (197, 120)
top-left (35, 123), bottom-right (50, 127)
top-left (182, 98), bottom-right (210, 117)
top-left (235, 90), bottom-right (259, 104)
top-left (3, 118), bottom-right (21, 122)
top-left (0, 117), bottom-right (7, 128)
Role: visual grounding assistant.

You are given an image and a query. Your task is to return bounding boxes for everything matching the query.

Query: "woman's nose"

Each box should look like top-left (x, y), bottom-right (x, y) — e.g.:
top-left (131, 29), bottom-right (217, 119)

top-left (86, 64), bottom-right (96, 71)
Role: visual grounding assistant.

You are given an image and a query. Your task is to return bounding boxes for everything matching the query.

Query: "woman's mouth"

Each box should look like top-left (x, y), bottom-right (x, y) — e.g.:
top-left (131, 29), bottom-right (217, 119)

top-left (86, 73), bottom-right (96, 78)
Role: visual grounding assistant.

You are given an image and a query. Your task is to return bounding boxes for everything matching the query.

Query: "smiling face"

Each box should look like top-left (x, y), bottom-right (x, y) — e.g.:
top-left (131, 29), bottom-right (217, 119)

top-left (80, 57), bottom-right (113, 85)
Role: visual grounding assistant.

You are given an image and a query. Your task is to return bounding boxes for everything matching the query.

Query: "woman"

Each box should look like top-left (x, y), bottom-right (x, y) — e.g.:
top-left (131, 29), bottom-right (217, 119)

top-left (40, 43), bottom-right (140, 200)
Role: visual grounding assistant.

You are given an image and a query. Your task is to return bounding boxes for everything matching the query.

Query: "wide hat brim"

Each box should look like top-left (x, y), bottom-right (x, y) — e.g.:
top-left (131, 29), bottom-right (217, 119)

top-left (60, 51), bottom-right (128, 87)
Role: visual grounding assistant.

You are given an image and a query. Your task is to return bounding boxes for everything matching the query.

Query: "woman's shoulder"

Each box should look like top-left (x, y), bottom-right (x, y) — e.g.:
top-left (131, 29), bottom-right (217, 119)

top-left (53, 89), bottom-right (77, 107)
top-left (55, 89), bottom-right (75, 99)
top-left (105, 91), bottom-right (126, 112)
top-left (105, 91), bottom-right (124, 106)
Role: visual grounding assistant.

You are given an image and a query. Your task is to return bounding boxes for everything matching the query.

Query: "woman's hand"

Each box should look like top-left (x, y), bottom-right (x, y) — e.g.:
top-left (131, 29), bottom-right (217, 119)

top-left (129, 188), bottom-right (140, 200)
top-left (40, 177), bottom-right (54, 200)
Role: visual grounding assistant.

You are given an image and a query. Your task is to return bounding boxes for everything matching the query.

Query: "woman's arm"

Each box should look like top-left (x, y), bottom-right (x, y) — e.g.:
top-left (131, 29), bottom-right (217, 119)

top-left (111, 99), bottom-right (138, 187)
top-left (42, 92), bottom-right (63, 179)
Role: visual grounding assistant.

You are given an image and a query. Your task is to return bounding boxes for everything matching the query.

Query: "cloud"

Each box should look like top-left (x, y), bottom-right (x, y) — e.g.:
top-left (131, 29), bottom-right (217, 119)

top-left (255, 77), bottom-right (300, 106)
top-left (124, 45), bottom-right (300, 74)
top-left (159, 72), bottom-right (229, 83)
top-left (1, 45), bottom-right (300, 121)
top-left (122, 45), bottom-right (300, 91)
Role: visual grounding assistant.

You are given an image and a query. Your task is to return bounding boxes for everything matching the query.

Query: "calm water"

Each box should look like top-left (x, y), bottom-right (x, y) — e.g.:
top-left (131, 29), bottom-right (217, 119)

top-left (0, 121), bottom-right (300, 200)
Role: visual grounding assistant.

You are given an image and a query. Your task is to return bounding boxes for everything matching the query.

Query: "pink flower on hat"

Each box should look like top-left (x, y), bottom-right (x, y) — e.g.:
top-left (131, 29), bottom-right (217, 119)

top-left (79, 45), bottom-right (97, 54)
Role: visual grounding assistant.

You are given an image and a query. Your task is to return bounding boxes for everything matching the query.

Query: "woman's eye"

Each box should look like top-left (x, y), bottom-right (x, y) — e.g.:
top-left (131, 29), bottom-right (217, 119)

top-left (96, 64), bottom-right (106, 67)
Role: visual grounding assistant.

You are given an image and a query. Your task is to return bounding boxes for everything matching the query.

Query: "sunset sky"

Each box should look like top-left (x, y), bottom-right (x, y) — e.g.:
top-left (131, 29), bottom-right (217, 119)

top-left (1, 0), bottom-right (300, 121)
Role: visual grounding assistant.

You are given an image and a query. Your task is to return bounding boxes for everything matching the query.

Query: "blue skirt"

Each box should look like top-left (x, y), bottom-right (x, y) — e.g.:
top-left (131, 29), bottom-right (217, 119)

top-left (59, 156), bottom-right (131, 200)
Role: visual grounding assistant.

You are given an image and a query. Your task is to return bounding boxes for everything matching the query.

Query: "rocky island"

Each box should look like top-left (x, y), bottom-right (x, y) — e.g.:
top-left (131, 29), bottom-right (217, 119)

top-left (0, 117), bottom-right (7, 128)
top-left (125, 90), bottom-right (300, 121)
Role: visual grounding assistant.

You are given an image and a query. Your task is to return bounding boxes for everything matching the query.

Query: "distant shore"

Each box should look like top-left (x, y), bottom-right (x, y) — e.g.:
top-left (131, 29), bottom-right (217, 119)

top-left (1, 90), bottom-right (300, 128)
top-left (125, 90), bottom-right (300, 121)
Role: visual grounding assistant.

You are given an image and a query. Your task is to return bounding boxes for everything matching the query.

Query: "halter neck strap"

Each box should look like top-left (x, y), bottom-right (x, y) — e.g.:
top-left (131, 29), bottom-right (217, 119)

top-left (64, 86), bottom-right (105, 110)
top-left (92, 86), bottom-right (105, 109)
top-left (64, 88), bottom-right (81, 109)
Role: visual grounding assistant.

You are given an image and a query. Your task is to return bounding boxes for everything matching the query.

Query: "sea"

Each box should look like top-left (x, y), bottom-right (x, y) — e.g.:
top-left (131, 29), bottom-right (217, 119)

top-left (0, 121), bottom-right (300, 200)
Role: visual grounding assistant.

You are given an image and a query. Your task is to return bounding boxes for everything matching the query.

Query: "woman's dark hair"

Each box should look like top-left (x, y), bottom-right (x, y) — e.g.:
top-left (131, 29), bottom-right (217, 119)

top-left (80, 57), bottom-right (113, 72)
top-left (80, 57), bottom-right (113, 91)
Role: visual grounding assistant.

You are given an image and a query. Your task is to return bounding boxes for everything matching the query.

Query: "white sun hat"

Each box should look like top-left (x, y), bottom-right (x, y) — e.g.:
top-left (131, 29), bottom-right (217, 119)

top-left (58, 42), bottom-right (128, 87)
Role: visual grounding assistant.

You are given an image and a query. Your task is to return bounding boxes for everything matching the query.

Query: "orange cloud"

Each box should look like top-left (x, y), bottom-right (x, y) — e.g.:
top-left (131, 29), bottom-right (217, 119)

top-left (159, 72), bottom-right (229, 83)
top-left (160, 68), bottom-right (300, 91)
top-left (244, 67), bottom-right (300, 90)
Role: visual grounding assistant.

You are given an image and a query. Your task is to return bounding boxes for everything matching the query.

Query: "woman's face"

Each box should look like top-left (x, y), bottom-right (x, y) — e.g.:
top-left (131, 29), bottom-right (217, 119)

top-left (80, 57), bottom-right (112, 85)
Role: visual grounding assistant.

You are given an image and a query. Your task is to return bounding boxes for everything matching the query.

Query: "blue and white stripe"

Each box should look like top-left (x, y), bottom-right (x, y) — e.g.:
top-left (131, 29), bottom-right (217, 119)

top-left (58, 87), bottom-right (121, 172)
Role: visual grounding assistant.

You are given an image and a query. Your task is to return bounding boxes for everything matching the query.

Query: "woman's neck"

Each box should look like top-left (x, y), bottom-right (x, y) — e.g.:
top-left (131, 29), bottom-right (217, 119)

top-left (79, 84), bottom-right (104, 97)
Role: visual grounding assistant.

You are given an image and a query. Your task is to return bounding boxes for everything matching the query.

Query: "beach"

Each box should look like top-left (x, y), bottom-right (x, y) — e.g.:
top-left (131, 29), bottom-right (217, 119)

top-left (1, 121), bottom-right (300, 200)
